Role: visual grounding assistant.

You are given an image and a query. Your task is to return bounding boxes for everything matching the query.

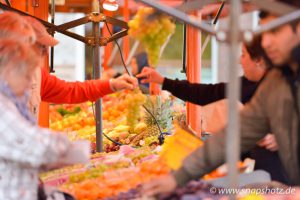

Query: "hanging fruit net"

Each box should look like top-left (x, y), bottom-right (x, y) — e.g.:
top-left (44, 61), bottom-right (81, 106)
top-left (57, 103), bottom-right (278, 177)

top-left (128, 7), bottom-right (176, 67)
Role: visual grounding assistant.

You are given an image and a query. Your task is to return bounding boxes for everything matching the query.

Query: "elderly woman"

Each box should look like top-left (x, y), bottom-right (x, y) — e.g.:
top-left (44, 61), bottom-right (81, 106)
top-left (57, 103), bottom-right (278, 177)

top-left (0, 39), bottom-right (88, 200)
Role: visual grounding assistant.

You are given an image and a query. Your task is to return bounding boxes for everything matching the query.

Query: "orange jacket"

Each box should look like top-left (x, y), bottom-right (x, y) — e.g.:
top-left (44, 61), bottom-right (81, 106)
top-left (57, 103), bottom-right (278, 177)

top-left (40, 68), bottom-right (113, 104)
top-left (29, 68), bottom-right (113, 119)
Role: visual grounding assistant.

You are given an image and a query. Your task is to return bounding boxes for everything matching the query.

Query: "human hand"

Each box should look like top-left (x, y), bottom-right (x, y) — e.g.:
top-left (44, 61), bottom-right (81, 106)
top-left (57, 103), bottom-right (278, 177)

top-left (142, 174), bottom-right (177, 197)
top-left (110, 74), bottom-right (138, 91)
top-left (257, 134), bottom-right (278, 152)
top-left (136, 67), bottom-right (165, 85)
top-left (42, 140), bottom-right (90, 170)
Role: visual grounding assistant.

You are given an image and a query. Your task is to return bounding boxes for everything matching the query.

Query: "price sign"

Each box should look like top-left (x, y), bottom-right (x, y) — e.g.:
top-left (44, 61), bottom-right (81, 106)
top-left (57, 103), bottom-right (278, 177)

top-left (160, 124), bottom-right (203, 170)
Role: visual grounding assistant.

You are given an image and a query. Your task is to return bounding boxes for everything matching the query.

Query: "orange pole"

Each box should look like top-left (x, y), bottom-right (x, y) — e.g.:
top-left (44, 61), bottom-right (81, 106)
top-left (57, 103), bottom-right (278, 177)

top-left (33, 0), bottom-right (50, 128)
top-left (11, 0), bottom-right (50, 128)
top-left (103, 10), bottom-right (113, 70)
top-left (10, 0), bottom-right (26, 12)
top-left (123, 0), bottom-right (129, 60)
top-left (186, 11), bottom-right (201, 136)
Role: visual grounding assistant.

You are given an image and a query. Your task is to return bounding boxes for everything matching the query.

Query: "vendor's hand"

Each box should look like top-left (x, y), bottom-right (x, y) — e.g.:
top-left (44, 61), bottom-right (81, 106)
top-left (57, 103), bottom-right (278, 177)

top-left (142, 174), bottom-right (177, 197)
top-left (110, 74), bottom-right (138, 91)
top-left (136, 67), bottom-right (165, 85)
top-left (257, 134), bottom-right (278, 152)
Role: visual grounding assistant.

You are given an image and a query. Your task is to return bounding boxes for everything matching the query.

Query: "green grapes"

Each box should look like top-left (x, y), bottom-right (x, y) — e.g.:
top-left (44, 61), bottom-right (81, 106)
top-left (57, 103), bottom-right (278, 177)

top-left (128, 7), bottom-right (176, 67)
top-left (144, 135), bottom-right (159, 146)
top-left (125, 89), bottom-right (146, 133)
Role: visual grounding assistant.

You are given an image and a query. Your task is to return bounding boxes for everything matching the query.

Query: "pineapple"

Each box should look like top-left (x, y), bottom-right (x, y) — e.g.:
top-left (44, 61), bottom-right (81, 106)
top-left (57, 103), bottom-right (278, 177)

top-left (143, 95), bottom-right (172, 136)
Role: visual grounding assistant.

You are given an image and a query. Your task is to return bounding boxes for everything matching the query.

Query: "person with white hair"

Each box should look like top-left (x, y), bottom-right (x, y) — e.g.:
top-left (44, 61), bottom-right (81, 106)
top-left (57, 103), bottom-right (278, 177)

top-left (0, 11), bottom-right (138, 120)
top-left (0, 39), bottom-right (89, 200)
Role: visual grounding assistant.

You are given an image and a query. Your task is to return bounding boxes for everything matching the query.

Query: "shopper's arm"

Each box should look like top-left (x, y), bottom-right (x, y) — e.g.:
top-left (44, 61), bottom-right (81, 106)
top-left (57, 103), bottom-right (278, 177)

top-left (41, 69), bottom-right (138, 104)
top-left (162, 78), bottom-right (227, 106)
top-left (40, 68), bottom-right (113, 104)
top-left (0, 100), bottom-right (71, 168)
top-left (164, 76), bottom-right (258, 105)
top-left (173, 78), bottom-right (270, 186)
top-left (137, 67), bottom-right (227, 105)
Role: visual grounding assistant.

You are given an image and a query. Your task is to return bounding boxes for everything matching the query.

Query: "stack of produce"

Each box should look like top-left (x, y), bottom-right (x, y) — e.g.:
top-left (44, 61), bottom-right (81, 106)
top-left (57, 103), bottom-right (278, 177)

top-left (49, 103), bottom-right (94, 131)
top-left (105, 181), bottom-right (225, 200)
top-left (125, 95), bottom-right (173, 148)
top-left (60, 159), bottom-right (170, 200)
top-left (41, 146), bottom-right (157, 186)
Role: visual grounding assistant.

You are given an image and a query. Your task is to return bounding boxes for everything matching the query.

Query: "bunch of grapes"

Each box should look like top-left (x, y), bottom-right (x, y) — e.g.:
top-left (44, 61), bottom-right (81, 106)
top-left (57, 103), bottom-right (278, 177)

top-left (128, 7), bottom-right (176, 67)
top-left (144, 135), bottom-right (159, 147)
top-left (68, 164), bottom-right (108, 183)
top-left (124, 89), bottom-right (146, 132)
top-left (90, 142), bottom-right (96, 154)
top-left (104, 138), bottom-right (121, 153)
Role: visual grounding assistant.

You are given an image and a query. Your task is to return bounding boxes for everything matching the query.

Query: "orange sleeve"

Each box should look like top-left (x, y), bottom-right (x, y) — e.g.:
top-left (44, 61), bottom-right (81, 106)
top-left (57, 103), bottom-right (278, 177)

top-left (40, 68), bottom-right (114, 104)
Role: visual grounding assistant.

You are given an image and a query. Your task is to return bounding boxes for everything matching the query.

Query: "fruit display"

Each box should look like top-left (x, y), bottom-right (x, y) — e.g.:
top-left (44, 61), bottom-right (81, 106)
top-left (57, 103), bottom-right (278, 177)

top-left (144, 95), bottom-right (172, 136)
top-left (60, 159), bottom-right (170, 200)
top-left (41, 146), bottom-right (156, 186)
top-left (125, 95), bottom-right (173, 147)
top-left (106, 181), bottom-right (225, 200)
top-left (128, 7), bottom-right (176, 66)
top-left (203, 159), bottom-right (254, 180)
top-left (50, 103), bottom-right (94, 131)
top-left (49, 90), bottom-right (176, 152)
top-left (125, 89), bottom-right (146, 132)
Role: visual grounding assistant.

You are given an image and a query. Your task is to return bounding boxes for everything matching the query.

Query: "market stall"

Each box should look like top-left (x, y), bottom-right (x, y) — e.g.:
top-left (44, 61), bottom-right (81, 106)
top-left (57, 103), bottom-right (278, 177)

top-left (1, 0), bottom-right (300, 200)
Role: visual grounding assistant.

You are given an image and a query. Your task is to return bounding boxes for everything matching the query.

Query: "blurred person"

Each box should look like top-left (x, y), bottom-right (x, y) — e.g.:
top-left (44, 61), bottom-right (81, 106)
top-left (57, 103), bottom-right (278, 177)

top-left (0, 11), bottom-right (138, 120)
top-left (25, 16), bottom-right (138, 118)
top-left (0, 11), bottom-right (36, 44)
top-left (137, 42), bottom-right (266, 103)
top-left (137, 39), bottom-right (288, 183)
top-left (142, 1), bottom-right (300, 194)
top-left (0, 39), bottom-right (89, 200)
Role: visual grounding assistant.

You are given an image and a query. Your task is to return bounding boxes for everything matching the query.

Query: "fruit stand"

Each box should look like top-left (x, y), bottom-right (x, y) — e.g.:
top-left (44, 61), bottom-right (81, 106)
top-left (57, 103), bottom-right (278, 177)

top-left (1, 0), bottom-right (300, 200)
top-left (45, 90), bottom-right (300, 200)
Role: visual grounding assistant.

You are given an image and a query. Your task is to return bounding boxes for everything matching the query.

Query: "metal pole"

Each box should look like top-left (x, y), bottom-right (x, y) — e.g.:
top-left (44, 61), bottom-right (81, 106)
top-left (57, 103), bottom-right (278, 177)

top-left (181, 0), bottom-right (187, 74)
top-left (201, 1), bottom-right (225, 56)
top-left (253, 10), bottom-right (300, 36)
top-left (92, 13), bottom-right (103, 152)
top-left (135, 0), bottom-right (216, 36)
top-left (226, 0), bottom-right (241, 199)
top-left (50, 0), bottom-right (55, 73)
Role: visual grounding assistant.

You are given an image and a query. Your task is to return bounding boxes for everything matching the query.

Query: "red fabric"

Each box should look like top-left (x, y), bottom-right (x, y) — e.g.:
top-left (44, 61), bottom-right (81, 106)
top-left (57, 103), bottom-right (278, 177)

top-left (40, 68), bottom-right (113, 104)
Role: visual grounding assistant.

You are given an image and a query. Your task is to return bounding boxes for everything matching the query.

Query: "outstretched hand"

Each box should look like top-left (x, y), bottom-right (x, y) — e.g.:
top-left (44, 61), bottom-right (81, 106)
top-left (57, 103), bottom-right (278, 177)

top-left (110, 74), bottom-right (138, 91)
top-left (141, 174), bottom-right (177, 197)
top-left (136, 67), bottom-right (165, 85)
